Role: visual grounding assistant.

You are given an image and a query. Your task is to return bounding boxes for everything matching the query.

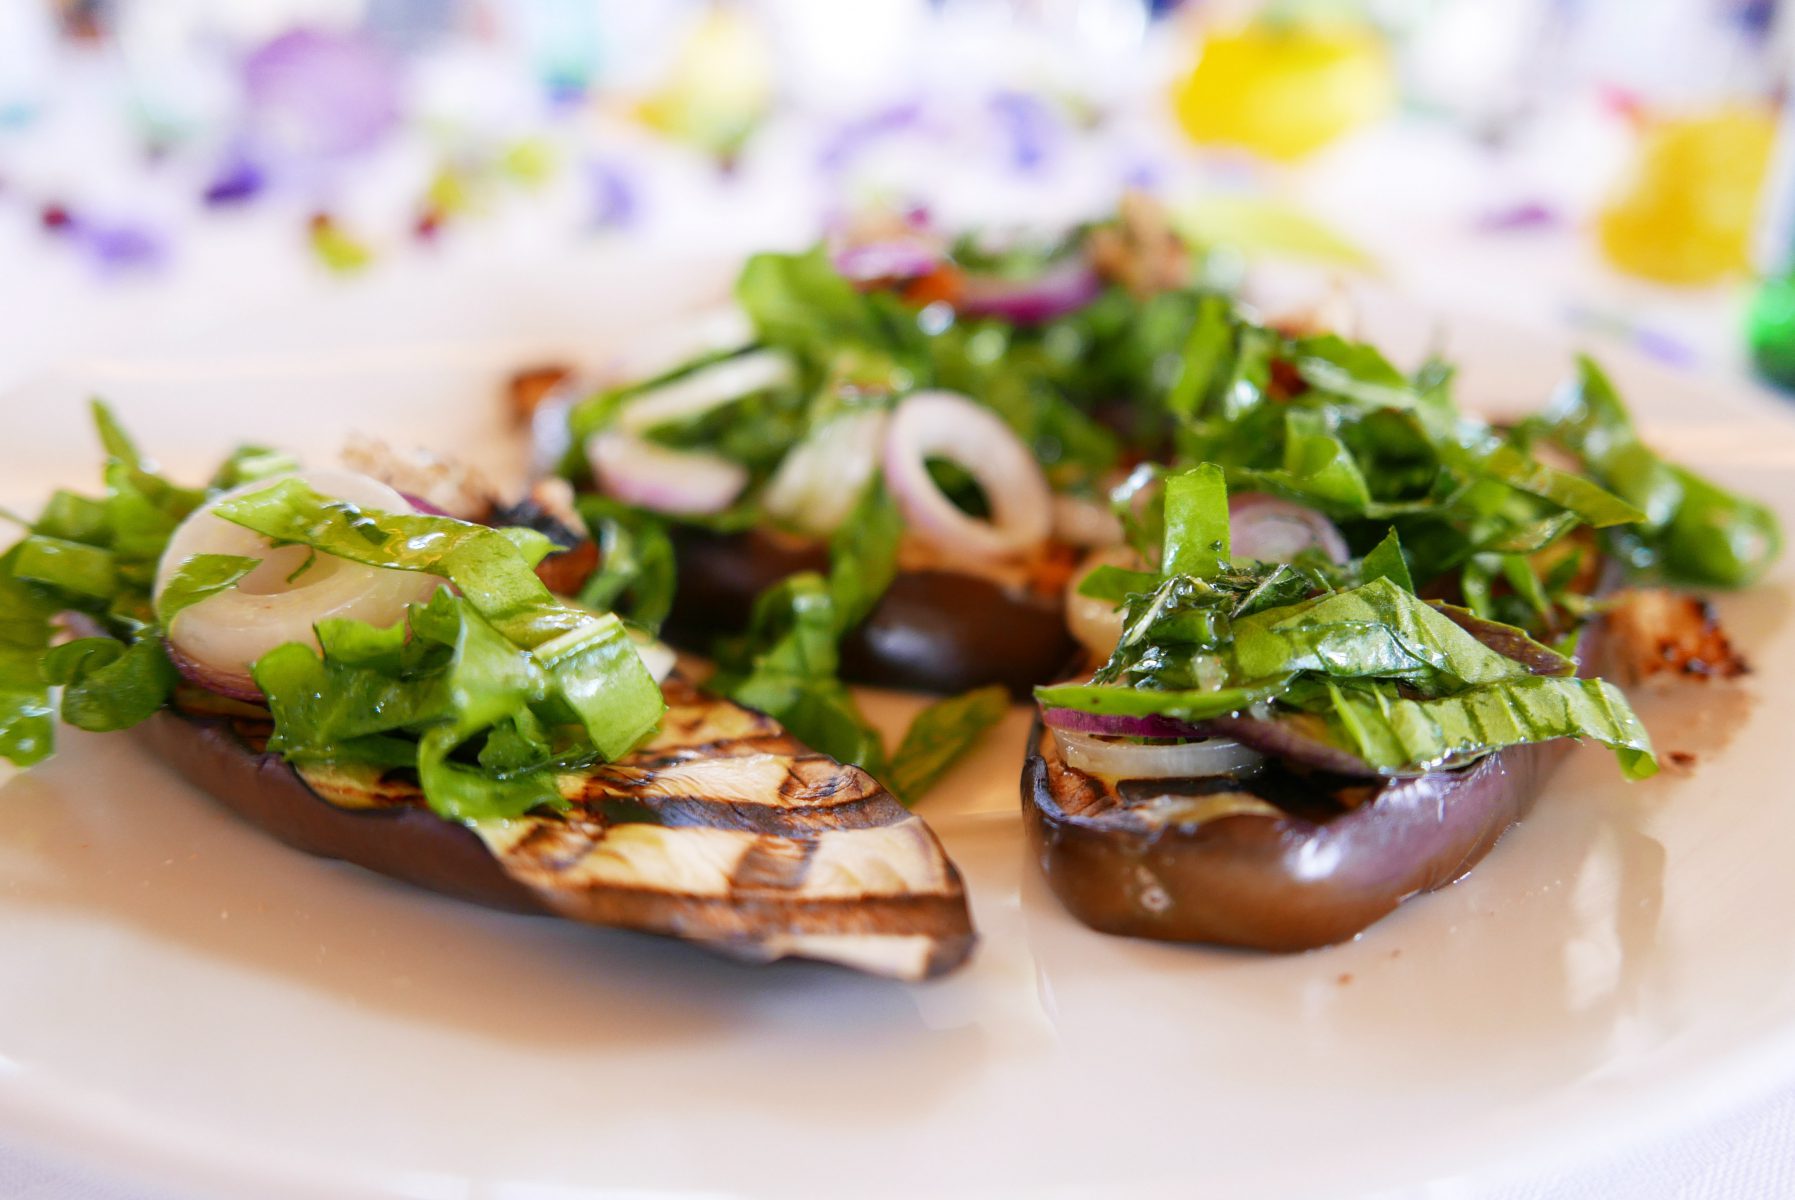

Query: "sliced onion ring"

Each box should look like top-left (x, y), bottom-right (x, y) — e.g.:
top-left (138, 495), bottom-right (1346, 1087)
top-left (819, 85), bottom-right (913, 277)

top-left (760, 409), bottom-right (889, 536)
top-left (156, 471), bottom-right (444, 700)
top-left (614, 349), bottom-right (790, 434)
top-left (882, 389), bottom-right (1052, 563)
top-left (587, 431), bottom-right (748, 516)
top-left (1052, 727), bottom-right (1264, 780)
top-left (1051, 492), bottom-right (1124, 548)
top-left (632, 634), bottom-right (678, 685)
top-left (1063, 545), bottom-right (1142, 662)
top-left (1229, 493), bottom-right (1349, 565)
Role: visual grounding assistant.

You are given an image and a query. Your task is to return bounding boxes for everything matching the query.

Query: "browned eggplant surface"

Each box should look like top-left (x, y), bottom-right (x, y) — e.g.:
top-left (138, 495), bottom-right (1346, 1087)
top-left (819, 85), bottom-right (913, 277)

top-left (666, 526), bottom-right (1076, 697)
top-left (1023, 723), bottom-right (1564, 952)
top-left (138, 678), bottom-right (976, 979)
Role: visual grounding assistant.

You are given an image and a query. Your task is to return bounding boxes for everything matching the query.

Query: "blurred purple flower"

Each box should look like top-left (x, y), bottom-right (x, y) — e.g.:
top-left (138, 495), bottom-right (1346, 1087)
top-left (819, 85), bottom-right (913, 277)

top-left (80, 222), bottom-right (167, 272)
top-left (244, 29), bottom-right (401, 161)
top-left (1123, 158), bottom-right (1165, 191)
top-left (1475, 202), bottom-right (1560, 233)
top-left (818, 103), bottom-right (926, 173)
top-left (988, 90), bottom-right (1058, 174)
top-left (587, 158), bottom-right (639, 229)
top-left (202, 151), bottom-right (267, 206)
top-left (1633, 327), bottom-right (1699, 369)
top-left (45, 207), bottom-right (168, 274)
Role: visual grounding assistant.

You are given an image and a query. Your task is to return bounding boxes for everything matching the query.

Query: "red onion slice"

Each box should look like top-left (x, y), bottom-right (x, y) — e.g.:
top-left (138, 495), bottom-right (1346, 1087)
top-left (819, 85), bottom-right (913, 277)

top-left (882, 390), bottom-right (1052, 563)
top-left (1192, 714), bottom-right (1384, 778)
top-left (587, 431), bottom-right (748, 516)
top-left (1042, 706), bottom-right (1208, 740)
top-left (165, 638), bottom-right (266, 705)
top-left (1229, 493), bottom-right (1349, 565)
top-left (398, 492), bottom-right (450, 517)
top-left (958, 259), bottom-right (1102, 326)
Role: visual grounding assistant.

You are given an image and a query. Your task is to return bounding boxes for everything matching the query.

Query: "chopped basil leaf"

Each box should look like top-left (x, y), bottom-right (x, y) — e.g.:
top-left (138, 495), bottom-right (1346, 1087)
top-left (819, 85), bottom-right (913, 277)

top-left (1163, 464), bottom-right (1229, 578)
top-left (14, 536), bottom-right (118, 599)
top-left (44, 635), bottom-right (177, 732)
top-left (155, 554), bottom-right (261, 623)
top-left (1360, 528), bottom-right (1412, 592)
top-left (574, 495), bottom-right (677, 632)
top-left (827, 479), bottom-right (902, 634)
top-left (888, 685), bottom-right (1009, 805)
top-left (1317, 676), bottom-right (1656, 780)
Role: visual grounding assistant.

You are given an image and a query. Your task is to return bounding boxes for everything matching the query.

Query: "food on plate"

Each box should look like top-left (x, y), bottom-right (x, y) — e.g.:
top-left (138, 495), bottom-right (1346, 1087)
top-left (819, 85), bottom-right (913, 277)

top-left (518, 195), bottom-right (1218, 771)
top-left (0, 407), bottom-right (975, 979)
top-left (1024, 305), bottom-right (1780, 950)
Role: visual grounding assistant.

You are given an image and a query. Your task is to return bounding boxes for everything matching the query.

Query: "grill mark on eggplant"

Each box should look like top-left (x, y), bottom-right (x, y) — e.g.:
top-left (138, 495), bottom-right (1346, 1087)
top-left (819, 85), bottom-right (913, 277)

top-left (730, 835), bottom-right (816, 891)
top-left (596, 792), bottom-right (901, 835)
top-left (155, 676), bottom-right (975, 978)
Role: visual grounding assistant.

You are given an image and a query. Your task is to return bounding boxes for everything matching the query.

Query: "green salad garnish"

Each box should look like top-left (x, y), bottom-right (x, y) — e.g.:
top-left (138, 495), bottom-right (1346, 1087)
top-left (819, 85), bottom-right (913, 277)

top-left (1038, 464), bottom-right (1657, 779)
top-left (0, 404), bottom-right (667, 822)
top-left (549, 209), bottom-right (1779, 784)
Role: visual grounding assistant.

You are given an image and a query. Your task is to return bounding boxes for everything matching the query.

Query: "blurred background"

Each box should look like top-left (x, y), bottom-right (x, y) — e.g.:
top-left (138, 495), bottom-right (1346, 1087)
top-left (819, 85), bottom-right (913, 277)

top-left (3, 0), bottom-right (1795, 388)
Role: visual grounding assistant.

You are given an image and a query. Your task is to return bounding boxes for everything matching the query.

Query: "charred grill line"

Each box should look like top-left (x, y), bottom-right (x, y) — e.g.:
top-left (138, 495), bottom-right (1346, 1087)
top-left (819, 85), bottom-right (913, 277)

top-left (728, 835), bottom-right (817, 891)
top-left (569, 791), bottom-right (906, 836)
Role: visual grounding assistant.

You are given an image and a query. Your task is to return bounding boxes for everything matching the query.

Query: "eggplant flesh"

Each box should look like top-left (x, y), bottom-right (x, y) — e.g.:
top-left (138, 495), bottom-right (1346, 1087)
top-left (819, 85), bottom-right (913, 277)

top-left (137, 678), bottom-right (976, 980)
top-left (666, 527), bottom-right (1076, 697)
top-left (1023, 724), bottom-right (1564, 951)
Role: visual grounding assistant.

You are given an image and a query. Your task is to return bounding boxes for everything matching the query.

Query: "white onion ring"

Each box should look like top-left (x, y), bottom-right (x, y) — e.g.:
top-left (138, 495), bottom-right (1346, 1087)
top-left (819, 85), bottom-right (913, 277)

top-left (760, 409), bottom-right (889, 536)
top-left (1229, 493), bottom-right (1349, 565)
top-left (1052, 492), bottom-right (1125, 548)
top-left (1052, 727), bottom-right (1264, 780)
top-left (587, 431), bottom-right (748, 516)
top-left (614, 349), bottom-right (791, 434)
top-left (156, 471), bottom-right (444, 698)
top-left (1065, 545), bottom-right (1142, 662)
top-left (631, 633), bottom-right (678, 685)
top-left (882, 390), bottom-right (1052, 563)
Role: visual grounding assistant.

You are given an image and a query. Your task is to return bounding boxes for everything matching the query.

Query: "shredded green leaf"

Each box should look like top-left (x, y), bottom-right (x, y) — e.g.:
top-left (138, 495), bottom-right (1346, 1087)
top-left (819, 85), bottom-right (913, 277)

top-left (155, 554), bottom-right (261, 624)
top-left (887, 685), bottom-right (1009, 805)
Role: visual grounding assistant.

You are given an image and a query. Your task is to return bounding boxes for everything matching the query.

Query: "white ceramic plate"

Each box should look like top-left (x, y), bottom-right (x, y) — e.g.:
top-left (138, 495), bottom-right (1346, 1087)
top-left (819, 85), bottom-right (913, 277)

top-left (2, 257), bottom-right (1794, 1200)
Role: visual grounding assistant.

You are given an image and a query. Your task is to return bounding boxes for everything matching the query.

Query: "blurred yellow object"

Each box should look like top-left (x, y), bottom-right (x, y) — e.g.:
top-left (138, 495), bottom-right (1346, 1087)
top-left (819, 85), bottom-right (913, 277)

top-left (499, 137), bottom-right (557, 188)
top-left (1597, 107), bottom-right (1777, 286)
top-left (1175, 195), bottom-right (1372, 267)
top-left (1171, 21), bottom-right (1394, 161)
top-left (635, 4), bottom-right (772, 161)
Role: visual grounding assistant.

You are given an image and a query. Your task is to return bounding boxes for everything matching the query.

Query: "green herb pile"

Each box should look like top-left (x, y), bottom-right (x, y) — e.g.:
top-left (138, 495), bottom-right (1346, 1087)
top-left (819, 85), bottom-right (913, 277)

top-left (1, 404), bottom-right (666, 821)
top-left (1040, 466), bottom-right (1658, 779)
top-left (556, 227), bottom-right (1214, 783)
top-left (552, 222), bottom-right (1780, 785)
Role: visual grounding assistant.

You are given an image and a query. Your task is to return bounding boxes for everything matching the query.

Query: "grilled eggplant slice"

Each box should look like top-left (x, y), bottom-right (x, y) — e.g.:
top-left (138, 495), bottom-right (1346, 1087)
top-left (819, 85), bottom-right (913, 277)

top-left (1023, 724), bottom-right (1563, 951)
top-left (139, 678), bottom-right (976, 979)
top-left (666, 527), bottom-right (1077, 697)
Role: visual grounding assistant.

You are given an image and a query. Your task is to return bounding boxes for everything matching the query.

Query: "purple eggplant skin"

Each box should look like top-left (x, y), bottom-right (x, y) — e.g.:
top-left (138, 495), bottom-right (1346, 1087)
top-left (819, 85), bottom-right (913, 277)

top-left (136, 709), bottom-right (551, 914)
top-left (665, 527), bottom-right (1078, 697)
top-left (1022, 725), bottom-right (1569, 951)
